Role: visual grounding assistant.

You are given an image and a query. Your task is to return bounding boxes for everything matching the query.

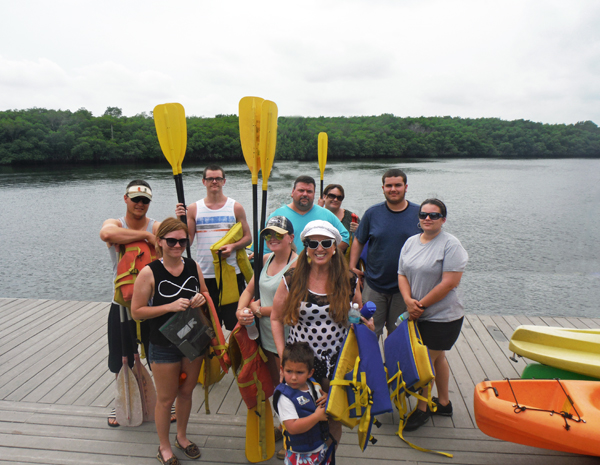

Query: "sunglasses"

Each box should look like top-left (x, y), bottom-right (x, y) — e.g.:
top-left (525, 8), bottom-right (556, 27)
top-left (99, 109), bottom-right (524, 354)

top-left (305, 239), bottom-right (334, 249)
top-left (129, 196), bottom-right (151, 204)
top-left (264, 232), bottom-right (285, 241)
top-left (205, 177), bottom-right (224, 183)
top-left (326, 193), bottom-right (344, 202)
top-left (418, 212), bottom-right (444, 220)
top-left (161, 237), bottom-right (189, 247)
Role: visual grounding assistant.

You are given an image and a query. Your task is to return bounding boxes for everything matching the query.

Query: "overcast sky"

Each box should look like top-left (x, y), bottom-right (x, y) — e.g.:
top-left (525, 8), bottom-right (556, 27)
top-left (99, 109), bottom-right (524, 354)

top-left (2, 0), bottom-right (599, 124)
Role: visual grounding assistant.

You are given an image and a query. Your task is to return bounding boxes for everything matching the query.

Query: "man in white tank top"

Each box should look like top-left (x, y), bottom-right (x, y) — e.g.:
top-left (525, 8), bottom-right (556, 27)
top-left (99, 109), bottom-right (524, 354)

top-left (99, 179), bottom-right (161, 427)
top-left (176, 165), bottom-right (251, 330)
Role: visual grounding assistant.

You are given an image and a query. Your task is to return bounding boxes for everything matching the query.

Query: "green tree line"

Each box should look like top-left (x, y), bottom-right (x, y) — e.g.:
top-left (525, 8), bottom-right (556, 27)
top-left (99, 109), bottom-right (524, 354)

top-left (1, 107), bottom-right (599, 165)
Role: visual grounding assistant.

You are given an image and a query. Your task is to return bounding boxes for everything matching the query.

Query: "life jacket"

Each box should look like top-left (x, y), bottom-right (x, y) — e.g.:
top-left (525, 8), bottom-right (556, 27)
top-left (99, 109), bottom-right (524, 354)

top-left (326, 323), bottom-right (392, 451)
top-left (210, 222), bottom-right (253, 306)
top-left (113, 241), bottom-right (157, 307)
top-left (193, 291), bottom-right (231, 414)
top-left (202, 290), bottom-right (231, 372)
top-left (384, 319), bottom-right (451, 457)
top-left (229, 323), bottom-right (274, 409)
top-left (229, 323), bottom-right (275, 460)
top-left (273, 381), bottom-right (330, 453)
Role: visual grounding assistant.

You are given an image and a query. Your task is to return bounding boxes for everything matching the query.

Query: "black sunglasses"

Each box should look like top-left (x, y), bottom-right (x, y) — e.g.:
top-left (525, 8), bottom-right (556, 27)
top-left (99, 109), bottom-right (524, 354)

top-left (129, 196), bottom-right (151, 204)
top-left (205, 177), bottom-right (224, 183)
top-left (326, 193), bottom-right (344, 201)
top-left (305, 239), bottom-right (334, 249)
top-left (418, 212), bottom-right (444, 220)
top-left (162, 237), bottom-right (189, 247)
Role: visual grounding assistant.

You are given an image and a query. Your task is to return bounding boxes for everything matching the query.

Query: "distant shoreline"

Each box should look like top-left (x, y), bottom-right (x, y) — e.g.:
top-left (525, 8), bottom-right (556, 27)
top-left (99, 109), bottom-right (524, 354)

top-left (1, 108), bottom-right (599, 166)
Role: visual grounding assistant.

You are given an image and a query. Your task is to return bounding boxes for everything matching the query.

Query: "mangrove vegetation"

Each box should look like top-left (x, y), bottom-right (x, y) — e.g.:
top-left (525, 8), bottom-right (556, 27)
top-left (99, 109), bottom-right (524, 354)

top-left (1, 107), bottom-right (599, 165)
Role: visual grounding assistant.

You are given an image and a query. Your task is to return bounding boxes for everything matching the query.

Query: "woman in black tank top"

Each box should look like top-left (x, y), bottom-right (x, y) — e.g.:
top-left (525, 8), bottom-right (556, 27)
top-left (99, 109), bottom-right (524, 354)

top-left (132, 218), bottom-right (208, 464)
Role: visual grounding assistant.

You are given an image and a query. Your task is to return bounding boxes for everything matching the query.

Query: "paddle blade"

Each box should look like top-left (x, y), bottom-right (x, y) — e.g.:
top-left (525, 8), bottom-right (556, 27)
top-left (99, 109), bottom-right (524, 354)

top-left (318, 132), bottom-right (328, 180)
top-left (115, 365), bottom-right (143, 427)
top-left (239, 96), bottom-right (263, 183)
top-left (133, 355), bottom-right (157, 422)
top-left (154, 103), bottom-right (187, 175)
top-left (245, 402), bottom-right (275, 462)
top-left (259, 100), bottom-right (278, 190)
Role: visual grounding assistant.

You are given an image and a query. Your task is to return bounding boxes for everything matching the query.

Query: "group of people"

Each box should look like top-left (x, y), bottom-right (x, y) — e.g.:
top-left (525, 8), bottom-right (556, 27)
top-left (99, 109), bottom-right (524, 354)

top-left (100, 165), bottom-right (468, 465)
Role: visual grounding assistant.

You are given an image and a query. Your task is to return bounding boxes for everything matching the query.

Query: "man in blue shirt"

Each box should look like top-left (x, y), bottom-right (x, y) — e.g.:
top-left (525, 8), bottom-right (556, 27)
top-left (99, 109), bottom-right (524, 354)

top-left (265, 176), bottom-right (349, 253)
top-left (349, 169), bottom-right (420, 336)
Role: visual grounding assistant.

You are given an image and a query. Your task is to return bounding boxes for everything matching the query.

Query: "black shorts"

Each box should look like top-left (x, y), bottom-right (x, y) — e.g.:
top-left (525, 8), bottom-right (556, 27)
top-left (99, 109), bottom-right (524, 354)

top-left (205, 273), bottom-right (246, 331)
top-left (107, 303), bottom-right (150, 373)
top-left (417, 317), bottom-right (464, 351)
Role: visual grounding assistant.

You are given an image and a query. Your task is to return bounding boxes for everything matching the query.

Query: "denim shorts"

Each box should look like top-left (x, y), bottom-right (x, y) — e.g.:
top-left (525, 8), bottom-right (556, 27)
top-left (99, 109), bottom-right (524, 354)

top-left (148, 342), bottom-right (185, 364)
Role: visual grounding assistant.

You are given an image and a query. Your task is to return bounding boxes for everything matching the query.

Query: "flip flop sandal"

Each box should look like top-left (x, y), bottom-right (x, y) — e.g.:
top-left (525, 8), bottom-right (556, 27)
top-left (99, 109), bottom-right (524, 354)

top-left (156, 446), bottom-right (180, 465)
top-left (170, 404), bottom-right (177, 423)
top-left (277, 448), bottom-right (286, 460)
top-left (175, 436), bottom-right (201, 459)
top-left (274, 426), bottom-right (283, 442)
top-left (107, 408), bottom-right (119, 428)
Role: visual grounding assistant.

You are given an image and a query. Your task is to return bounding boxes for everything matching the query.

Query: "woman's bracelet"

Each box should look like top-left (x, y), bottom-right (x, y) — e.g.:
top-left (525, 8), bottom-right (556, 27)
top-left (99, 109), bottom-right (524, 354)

top-left (255, 307), bottom-right (262, 318)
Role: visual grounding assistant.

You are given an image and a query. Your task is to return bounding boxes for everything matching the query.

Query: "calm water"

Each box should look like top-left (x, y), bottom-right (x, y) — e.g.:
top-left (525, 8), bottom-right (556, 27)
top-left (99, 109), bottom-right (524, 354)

top-left (1, 158), bottom-right (599, 318)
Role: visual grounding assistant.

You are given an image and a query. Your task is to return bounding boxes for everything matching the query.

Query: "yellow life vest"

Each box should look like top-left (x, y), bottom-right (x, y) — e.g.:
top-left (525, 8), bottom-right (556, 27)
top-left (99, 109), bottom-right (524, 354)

top-left (326, 323), bottom-right (392, 451)
top-left (210, 222), bottom-right (253, 306)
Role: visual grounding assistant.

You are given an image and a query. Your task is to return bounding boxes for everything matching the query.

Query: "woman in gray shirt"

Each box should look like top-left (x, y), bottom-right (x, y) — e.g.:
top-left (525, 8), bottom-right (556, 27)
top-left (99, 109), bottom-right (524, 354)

top-left (397, 199), bottom-right (468, 432)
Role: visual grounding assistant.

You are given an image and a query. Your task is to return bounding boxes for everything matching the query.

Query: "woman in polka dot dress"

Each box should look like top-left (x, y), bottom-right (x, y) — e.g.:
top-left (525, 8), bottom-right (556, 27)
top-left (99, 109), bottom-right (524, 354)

top-left (271, 220), bottom-right (373, 444)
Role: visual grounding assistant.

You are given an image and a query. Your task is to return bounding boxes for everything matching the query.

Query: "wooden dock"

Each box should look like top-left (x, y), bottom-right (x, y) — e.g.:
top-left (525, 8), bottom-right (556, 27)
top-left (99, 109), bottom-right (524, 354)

top-left (0, 297), bottom-right (598, 464)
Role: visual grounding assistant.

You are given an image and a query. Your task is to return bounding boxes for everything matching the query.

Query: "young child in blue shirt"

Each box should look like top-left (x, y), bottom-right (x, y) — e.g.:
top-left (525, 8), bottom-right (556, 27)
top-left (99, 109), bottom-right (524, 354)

top-left (273, 342), bottom-right (333, 465)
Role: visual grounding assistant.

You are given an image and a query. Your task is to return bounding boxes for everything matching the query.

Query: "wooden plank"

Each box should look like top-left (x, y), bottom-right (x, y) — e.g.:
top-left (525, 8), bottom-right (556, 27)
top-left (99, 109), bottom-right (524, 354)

top-left (192, 369), bottom-right (236, 415)
top-left (54, 355), bottom-right (110, 406)
top-left (0, 298), bottom-right (18, 310)
top-left (21, 329), bottom-right (107, 403)
top-left (554, 317), bottom-right (589, 329)
top-left (458, 317), bottom-right (503, 381)
top-left (445, 340), bottom-right (476, 427)
top-left (466, 315), bottom-right (520, 379)
top-left (0, 299), bottom-right (65, 343)
top-left (0, 306), bottom-right (106, 398)
top-left (0, 299), bottom-right (48, 324)
top-left (0, 301), bottom-right (102, 361)
top-left (485, 315), bottom-right (527, 375)
top-left (0, 299), bottom-right (83, 339)
top-left (0, 301), bottom-right (105, 371)
top-left (578, 317), bottom-right (600, 329)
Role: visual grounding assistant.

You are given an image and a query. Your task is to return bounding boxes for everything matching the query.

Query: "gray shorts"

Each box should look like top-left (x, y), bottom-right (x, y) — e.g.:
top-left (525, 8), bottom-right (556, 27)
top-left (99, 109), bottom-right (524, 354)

top-left (362, 281), bottom-right (407, 337)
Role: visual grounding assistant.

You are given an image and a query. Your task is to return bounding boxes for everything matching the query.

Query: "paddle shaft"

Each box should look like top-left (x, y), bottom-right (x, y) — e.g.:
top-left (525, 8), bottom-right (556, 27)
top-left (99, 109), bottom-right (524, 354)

top-left (252, 184), bottom-right (260, 300)
top-left (173, 173), bottom-right (193, 258)
top-left (320, 179), bottom-right (324, 199)
top-left (118, 305), bottom-right (133, 421)
top-left (257, 189), bottom-right (267, 280)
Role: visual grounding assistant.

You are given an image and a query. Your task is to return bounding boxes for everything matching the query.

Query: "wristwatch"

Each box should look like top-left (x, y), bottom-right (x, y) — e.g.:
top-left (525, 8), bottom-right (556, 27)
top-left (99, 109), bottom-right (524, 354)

top-left (254, 307), bottom-right (262, 318)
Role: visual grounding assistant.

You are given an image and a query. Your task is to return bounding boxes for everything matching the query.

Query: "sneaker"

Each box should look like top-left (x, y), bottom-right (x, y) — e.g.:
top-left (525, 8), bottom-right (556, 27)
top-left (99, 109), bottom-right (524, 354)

top-left (403, 408), bottom-right (430, 432)
top-left (430, 396), bottom-right (453, 416)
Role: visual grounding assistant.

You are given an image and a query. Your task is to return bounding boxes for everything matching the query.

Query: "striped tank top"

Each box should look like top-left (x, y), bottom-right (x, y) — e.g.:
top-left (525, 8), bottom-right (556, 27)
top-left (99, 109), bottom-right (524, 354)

top-left (194, 197), bottom-right (239, 278)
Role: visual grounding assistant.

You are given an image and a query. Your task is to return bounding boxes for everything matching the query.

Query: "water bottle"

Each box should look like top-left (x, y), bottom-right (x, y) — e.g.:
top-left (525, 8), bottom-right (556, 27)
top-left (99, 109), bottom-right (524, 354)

top-left (395, 311), bottom-right (410, 326)
top-left (244, 309), bottom-right (259, 340)
top-left (348, 303), bottom-right (361, 325)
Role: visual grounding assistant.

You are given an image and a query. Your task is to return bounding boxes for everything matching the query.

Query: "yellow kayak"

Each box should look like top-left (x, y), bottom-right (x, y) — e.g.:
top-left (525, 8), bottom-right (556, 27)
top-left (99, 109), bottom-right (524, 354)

top-left (509, 325), bottom-right (600, 379)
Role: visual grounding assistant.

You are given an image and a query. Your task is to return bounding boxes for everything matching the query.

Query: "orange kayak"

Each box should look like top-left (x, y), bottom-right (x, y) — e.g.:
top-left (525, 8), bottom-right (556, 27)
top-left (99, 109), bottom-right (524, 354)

top-left (474, 379), bottom-right (600, 456)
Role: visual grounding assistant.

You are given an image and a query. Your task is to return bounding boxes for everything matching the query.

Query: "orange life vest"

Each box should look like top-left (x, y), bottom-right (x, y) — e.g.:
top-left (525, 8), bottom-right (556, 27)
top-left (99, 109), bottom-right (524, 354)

top-left (114, 241), bottom-right (157, 307)
top-left (229, 323), bottom-right (274, 409)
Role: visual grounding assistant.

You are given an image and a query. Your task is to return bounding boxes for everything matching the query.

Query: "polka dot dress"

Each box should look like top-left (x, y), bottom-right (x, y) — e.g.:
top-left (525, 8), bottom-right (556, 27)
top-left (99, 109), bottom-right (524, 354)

top-left (287, 291), bottom-right (348, 379)
top-left (283, 269), bottom-right (358, 381)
